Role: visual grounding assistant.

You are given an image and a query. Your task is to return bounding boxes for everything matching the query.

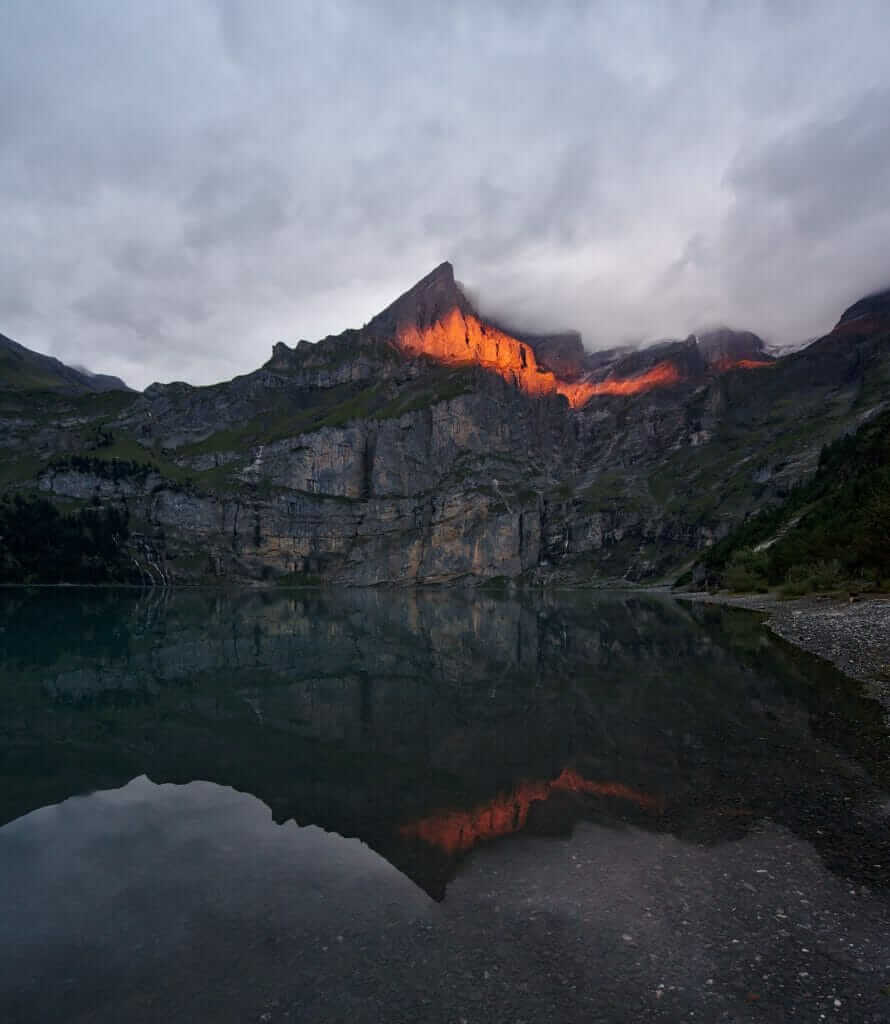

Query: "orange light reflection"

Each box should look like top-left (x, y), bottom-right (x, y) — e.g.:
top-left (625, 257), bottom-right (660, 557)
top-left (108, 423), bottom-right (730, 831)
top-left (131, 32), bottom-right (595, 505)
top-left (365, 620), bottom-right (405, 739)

top-left (399, 768), bottom-right (662, 855)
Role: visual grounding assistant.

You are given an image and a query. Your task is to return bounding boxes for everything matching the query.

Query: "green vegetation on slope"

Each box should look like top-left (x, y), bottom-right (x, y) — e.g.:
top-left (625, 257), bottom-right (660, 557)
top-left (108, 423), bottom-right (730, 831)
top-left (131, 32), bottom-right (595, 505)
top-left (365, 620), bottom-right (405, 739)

top-left (0, 355), bottom-right (69, 391)
top-left (0, 334), bottom-right (131, 395)
top-left (179, 366), bottom-right (476, 458)
top-left (696, 407), bottom-right (890, 593)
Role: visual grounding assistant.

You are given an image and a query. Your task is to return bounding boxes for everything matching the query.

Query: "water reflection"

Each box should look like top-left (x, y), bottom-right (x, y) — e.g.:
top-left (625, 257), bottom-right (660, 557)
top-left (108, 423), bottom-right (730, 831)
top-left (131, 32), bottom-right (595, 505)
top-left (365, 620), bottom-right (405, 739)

top-left (400, 769), bottom-right (663, 855)
top-left (0, 588), bottom-right (888, 899)
top-left (0, 777), bottom-right (430, 1023)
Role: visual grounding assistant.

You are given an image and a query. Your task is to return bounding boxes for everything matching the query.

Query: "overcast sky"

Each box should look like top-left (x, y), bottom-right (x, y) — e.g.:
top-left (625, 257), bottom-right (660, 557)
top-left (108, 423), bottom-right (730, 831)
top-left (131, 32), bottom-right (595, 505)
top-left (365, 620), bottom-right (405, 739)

top-left (2, 1), bottom-right (889, 390)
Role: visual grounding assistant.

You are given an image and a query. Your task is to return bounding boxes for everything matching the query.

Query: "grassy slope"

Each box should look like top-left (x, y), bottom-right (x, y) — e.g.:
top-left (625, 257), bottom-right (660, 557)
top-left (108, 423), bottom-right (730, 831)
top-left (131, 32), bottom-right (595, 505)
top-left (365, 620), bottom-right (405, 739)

top-left (0, 364), bottom-right (478, 501)
top-left (693, 406), bottom-right (890, 593)
top-left (0, 351), bottom-right (70, 391)
top-left (0, 336), bottom-right (121, 394)
top-left (176, 365), bottom-right (475, 461)
top-left (554, 315), bottom-right (890, 582)
top-left (659, 319), bottom-right (890, 565)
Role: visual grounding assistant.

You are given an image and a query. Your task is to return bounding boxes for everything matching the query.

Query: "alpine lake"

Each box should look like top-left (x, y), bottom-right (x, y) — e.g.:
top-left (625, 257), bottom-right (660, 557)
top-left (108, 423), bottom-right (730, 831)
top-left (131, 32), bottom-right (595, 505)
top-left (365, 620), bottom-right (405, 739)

top-left (1, 587), bottom-right (889, 1023)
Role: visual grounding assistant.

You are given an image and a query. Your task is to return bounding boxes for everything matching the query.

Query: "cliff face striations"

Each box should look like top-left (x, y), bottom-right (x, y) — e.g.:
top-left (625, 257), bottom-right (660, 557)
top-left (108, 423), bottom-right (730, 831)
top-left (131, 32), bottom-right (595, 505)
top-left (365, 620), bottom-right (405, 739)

top-left (1, 265), bottom-right (889, 585)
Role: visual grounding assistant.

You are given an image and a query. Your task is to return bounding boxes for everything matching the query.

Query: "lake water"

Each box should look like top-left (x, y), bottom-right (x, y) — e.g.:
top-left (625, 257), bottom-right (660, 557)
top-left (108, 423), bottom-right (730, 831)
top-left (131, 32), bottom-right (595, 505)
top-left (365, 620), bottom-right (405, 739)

top-left (1, 588), bottom-right (889, 1022)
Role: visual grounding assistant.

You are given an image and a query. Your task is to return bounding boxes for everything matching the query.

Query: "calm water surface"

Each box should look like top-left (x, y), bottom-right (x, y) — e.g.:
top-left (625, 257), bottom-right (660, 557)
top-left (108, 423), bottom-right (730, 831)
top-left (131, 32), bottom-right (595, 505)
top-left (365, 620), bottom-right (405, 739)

top-left (1, 588), bottom-right (889, 1023)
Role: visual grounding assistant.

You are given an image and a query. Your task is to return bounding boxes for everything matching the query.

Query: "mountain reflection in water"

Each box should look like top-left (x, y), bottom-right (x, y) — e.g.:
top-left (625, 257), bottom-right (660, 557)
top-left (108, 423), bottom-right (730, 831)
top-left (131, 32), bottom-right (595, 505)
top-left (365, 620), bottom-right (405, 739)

top-left (400, 769), bottom-right (663, 855)
top-left (1, 587), bottom-right (888, 901)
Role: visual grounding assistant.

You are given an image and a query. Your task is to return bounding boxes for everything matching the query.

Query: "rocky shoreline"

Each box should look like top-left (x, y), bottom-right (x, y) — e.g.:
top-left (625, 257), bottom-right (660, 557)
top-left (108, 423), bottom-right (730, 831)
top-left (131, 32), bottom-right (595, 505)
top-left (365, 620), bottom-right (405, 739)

top-left (679, 592), bottom-right (890, 711)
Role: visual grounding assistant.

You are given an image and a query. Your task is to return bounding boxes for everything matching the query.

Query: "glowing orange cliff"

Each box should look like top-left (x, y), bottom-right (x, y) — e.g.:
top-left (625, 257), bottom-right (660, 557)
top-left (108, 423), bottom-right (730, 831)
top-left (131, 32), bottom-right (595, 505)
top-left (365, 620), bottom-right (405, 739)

top-left (368, 263), bottom-right (772, 409)
top-left (395, 305), bottom-right (563, 399)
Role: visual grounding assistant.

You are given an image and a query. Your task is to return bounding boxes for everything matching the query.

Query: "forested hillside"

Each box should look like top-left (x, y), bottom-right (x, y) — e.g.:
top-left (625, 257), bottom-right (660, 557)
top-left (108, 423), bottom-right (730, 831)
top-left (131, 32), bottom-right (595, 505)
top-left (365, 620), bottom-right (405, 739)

top-left (695, 408), bottom-right (890, 594)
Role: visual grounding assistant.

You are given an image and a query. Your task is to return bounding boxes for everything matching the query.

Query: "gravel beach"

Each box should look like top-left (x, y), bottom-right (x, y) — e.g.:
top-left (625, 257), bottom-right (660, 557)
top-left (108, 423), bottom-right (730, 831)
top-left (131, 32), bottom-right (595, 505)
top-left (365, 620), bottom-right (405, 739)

top-left (680, 592), bottom-right (890, 711)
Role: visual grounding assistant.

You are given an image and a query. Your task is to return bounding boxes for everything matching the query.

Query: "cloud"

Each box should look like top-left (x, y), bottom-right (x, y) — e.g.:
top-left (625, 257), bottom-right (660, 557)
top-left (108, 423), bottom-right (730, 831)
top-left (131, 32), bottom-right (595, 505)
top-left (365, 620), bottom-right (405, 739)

top-left (716, 88), bottom-right (890, 339)
top-left (728, 90), bottom-right (890, 239)
top-left (0, 0), bottom-right (889, 388)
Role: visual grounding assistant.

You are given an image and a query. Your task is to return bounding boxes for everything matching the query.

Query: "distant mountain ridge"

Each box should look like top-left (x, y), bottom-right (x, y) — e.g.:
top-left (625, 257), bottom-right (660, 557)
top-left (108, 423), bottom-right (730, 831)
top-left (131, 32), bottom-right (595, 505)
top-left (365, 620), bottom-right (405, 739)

top-left (0, 264), bottom-right (888, 586)
top-left (0, 332), bottom-right (130, 394)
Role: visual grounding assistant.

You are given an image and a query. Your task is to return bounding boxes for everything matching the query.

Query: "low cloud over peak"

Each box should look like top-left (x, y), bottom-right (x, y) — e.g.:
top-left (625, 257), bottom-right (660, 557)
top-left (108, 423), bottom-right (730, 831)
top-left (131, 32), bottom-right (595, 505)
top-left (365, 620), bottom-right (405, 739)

top-left (2, 1), bottom-right (889, 389)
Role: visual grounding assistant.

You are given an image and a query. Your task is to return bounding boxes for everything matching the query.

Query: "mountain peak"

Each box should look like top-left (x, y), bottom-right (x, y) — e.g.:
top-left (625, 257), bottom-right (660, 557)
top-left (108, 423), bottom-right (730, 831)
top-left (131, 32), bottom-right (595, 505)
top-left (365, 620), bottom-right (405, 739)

top-left (425, 260), bottom-right (456, 283)
top-left (366, 262), bottom-right (472, 340)
top-left (837, 287), bottom-right (890, 327)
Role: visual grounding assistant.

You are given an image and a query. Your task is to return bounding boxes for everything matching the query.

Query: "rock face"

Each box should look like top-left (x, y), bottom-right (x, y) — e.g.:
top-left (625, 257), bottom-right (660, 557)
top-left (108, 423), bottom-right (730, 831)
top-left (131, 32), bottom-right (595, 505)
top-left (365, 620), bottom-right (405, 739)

top-left (695, 328), bottom-right (773, 370)
top-left (2, 265), bottom-right (890, 585)
top-left (369, 263), bottom-right (566, 400)
top-left (487, 325), bottom-right (588, 379)
top-left (37, 375), bottom-right (567, 584)
top-left (837, 286), bottom-right (890, 326)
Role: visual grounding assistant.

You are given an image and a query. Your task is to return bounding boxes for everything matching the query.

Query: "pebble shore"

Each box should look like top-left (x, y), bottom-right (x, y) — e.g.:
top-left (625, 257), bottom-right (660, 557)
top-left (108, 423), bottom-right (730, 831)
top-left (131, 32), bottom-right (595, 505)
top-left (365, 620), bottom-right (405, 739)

top-left (680, 592), bottom-right (890, 712)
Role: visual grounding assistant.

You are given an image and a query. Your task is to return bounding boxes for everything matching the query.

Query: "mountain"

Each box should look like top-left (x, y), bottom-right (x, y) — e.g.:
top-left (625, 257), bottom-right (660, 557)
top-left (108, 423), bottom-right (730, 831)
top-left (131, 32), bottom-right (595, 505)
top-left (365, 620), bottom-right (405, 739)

top-left (694, 327), bottom-right (773, 370)
top-left (835, 286), bottom-right (890, 328)
top-left (693, 394), bottom-right (890, 594)
top-left (513, 330), bottom-right (588, 379)
top-left (0, 265), bottom-right (888, 586)
top-left (0, 332), bottom-right (130, 394)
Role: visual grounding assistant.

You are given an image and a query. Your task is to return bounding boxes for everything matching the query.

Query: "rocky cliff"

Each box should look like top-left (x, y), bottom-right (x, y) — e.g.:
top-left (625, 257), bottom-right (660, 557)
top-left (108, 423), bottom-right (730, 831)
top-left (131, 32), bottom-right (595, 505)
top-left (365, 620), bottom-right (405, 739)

top-left (1, 265), bottom-right (888, 585)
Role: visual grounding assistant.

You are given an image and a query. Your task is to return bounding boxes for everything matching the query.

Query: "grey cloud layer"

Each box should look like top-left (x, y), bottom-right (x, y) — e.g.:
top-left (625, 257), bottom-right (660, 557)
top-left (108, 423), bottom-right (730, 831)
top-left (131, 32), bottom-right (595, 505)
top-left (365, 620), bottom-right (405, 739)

top-left (1, 0), bottom-right (888, 389)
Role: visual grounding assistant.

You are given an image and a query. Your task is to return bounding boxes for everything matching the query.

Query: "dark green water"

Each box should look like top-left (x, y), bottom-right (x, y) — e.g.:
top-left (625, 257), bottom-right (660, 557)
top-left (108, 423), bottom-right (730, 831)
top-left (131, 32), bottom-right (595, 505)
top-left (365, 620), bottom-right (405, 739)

top-left (1, 588), bottom-right (889, 1022)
